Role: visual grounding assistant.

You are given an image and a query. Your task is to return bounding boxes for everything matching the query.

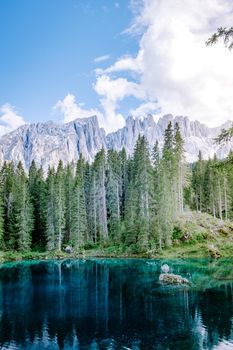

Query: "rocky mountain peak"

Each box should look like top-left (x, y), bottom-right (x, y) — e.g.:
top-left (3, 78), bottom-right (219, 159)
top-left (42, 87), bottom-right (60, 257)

top-left (0, 114), bottom-right (232, 171)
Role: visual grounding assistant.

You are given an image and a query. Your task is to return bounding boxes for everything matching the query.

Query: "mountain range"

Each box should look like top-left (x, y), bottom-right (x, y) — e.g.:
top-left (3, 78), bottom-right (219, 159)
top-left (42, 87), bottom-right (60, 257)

top-left (0, 114), bottom-right (232, 171)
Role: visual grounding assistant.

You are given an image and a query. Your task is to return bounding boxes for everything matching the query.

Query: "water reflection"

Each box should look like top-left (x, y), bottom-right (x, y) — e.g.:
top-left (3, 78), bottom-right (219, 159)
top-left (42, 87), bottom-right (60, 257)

top-left (0, 259), bottom-right (233, 349)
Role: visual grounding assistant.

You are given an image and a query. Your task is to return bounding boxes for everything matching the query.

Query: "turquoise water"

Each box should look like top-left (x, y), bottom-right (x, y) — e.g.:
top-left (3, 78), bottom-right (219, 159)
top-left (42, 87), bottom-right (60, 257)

top-left (0, 258), bottom-right (233, 349)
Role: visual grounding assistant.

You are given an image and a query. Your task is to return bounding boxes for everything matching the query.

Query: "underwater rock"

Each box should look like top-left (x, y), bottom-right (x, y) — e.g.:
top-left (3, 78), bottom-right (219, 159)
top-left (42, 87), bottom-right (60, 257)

top-left (159, 273), bottom-right (190, 285)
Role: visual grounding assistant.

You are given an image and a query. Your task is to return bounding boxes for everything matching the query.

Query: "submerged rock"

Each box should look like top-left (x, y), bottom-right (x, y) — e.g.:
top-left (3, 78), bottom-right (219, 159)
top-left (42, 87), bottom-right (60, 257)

top-left (159, 273), bottom-right (190, 285)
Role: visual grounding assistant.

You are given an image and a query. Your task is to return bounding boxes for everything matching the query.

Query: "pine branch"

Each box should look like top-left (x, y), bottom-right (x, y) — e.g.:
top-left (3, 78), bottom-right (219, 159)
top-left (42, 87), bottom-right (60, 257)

top-left (214, 125), bottom-right (233, 144)
top-left (206, 27), bottom-right (233, 50)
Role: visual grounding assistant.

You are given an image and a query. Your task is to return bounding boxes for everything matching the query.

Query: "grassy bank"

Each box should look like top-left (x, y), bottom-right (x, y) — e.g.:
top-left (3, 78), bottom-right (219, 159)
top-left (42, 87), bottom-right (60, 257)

top-left (0, 212), bottom-right (233, 263)
top-left (159, 211), bottom-right (233, 258)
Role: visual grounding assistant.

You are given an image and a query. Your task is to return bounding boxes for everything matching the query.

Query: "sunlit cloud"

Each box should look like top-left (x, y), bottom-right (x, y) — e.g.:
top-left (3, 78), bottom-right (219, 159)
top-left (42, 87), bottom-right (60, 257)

top-left (94, 0), bottom-right (233, 127)
top-left (0, 103), bottom-right (26, 136)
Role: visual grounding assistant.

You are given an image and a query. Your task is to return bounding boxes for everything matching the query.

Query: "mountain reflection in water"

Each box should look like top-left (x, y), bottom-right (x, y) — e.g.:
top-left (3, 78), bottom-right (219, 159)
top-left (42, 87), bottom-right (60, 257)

top-left (0, 258), bottom-right (233, 349)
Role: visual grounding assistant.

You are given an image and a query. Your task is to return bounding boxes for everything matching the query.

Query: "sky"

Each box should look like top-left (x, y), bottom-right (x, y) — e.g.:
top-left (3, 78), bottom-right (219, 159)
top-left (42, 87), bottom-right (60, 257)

top-left (0, 0), bottom-right (233, 135)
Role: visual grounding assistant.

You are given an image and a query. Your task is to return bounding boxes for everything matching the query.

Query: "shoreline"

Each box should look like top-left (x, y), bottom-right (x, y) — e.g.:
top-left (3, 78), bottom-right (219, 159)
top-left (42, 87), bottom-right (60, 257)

top-left (0, 246), bottom-right (231, 264)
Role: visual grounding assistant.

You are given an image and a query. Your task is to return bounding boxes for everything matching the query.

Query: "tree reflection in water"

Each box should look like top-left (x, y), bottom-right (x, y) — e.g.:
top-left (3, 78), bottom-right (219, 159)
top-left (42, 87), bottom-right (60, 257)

top-left (0, 259), bottom-right (233, 349)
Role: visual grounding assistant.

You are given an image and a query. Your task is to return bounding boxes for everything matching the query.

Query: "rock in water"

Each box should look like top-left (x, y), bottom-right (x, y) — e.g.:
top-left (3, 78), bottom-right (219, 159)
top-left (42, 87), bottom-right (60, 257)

top-left (161, 264), bottom-right (170, 273)
top-left (159, 273), bottom-right (190, 285)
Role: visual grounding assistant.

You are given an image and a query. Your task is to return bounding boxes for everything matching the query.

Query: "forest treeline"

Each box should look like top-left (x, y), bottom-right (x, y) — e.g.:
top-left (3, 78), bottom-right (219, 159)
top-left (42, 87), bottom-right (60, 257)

top-left (0, 121), bottom-right (232, 253)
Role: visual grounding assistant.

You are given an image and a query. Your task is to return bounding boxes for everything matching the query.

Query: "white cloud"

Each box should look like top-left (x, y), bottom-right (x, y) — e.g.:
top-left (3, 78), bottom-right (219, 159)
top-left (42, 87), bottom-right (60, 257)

top-left (0, 103), bottom-right (26, 136)
top-left (93, 74), bottom-right (146, 132)
top-left (130, 101), bottom-right (159, 118)
top-left (54, 93), bottom-right (125, 133)
top-left (94, 55), bottom-right (111, 63)
top-left (95, 54), bottom-right (143, 75)
top-left (94, 74), bottom-right (144, 101)
top-left (95, 0), bottom-right (233, 127)
top-left (54, 93), bottom-right (104, 123)
top-left (57, 0), bottom-right (233, 135)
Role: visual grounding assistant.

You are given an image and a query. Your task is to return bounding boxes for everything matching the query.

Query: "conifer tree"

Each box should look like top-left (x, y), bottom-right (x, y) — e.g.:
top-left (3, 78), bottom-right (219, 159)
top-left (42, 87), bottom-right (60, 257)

top-left (106, 150), bottom-right (121, 241)
top-left (152, 140), bottom-right (160, 213)
top-left (125, 136), bottom-right (154, 249)
top-left (29, 161), bottom-right (47, 249)
top-left (93, 149), bottom-right (108, 241)
top-left (13, 162), bottom-right (33, 251)
top-left (0, 173), bottom-right (4, 249)
top-left (84, 162), bottom-right (96, 243)
top-left (192, 151), bottom-right (204, 211)
top-left (0, 162), bottom-right (15, 249)
top-left (174, 122), bottom-right (185, 214)
top-left (156, 122), bottom-right (176, 246)
top-left (46, 167), bottom-right (56, 250)
top-left (54, 161), bottom-right (65, 251)
top-left (64, 163), bottom-right (75, 244)
top-left (119, 147), bottom-right (128, 220)
top-left (70, 155), bottom-right (88, 248)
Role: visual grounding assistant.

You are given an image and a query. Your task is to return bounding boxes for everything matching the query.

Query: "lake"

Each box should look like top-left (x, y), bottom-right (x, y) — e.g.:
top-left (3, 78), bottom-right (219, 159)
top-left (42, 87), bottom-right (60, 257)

top-left (0, 258), bottom-right (233, 349)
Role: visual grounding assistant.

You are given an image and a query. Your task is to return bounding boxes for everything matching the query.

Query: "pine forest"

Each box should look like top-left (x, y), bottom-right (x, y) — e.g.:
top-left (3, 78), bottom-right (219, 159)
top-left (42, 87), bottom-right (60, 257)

top-left (0, 121), bottom-right (233, 255)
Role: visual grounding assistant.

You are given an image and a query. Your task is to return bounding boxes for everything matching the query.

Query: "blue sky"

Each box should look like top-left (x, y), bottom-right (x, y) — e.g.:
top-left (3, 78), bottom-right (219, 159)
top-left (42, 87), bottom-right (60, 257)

top-left (1, 0), bottom-right (233, 135)
top-left (0, 0), bottom-right (137, 126)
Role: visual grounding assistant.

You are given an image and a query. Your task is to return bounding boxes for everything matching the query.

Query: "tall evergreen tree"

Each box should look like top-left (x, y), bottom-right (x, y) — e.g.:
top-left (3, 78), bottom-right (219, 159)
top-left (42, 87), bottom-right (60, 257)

top-left (174, 122), bottom-right (185, 214)
top-left (157, 122), bottom-right (176, 246)
top-left (64, 163), bottom-right (75, 244)
top-left (46, 167), bottom-right (56, 250)
top-left (54, 161), bottom-right (66, 251)
top-left (106, 150), bottom-right (121, 241)
top-left (192, 151), bottom-right (204, 211)
top-left (70, 155), bottom-right (88, 248)
top-left (0, 162), bottom-right (15, 249)
top-left (93, 149), bottom-right (108, 241)
top-left (125, 136), bottom-right (154, 249)
top-left (13, 162), bottom-right (33, 251)
top-left (0, 171), bottom-right (4, 249)
top-left (29, 161), bottom-right (47, 249)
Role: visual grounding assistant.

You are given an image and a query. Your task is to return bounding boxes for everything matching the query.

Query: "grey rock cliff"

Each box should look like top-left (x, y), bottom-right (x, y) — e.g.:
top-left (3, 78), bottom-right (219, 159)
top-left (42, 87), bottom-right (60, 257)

top-left (106, 114), bottom-right (233, 162)
top-left (0, 114), bottom-right (232, 171)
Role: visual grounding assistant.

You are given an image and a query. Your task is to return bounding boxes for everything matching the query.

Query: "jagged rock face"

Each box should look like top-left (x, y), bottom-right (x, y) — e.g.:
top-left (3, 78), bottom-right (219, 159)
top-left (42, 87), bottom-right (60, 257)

top-left (106, 114), bottom-right (233, 162)
top-left (0, 116), bottom-right (106, 172)
top-left (0, 114), bottom-right (232, 171)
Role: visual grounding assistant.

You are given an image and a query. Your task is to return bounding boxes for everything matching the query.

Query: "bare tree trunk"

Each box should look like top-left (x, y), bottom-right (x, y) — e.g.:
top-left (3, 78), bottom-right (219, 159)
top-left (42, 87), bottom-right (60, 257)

top-left (77, 188), bottom-right (80, 247)
top-left (116, 183), bottom-right (120, 220)
top-left (101, 167), bottom-right (108, 239)
top-left (218, 179), bottom-right (222, 220)
top-left (93, 178), bottom-right (97, 243)
top-left (224, 176), bottom-right (228, 220)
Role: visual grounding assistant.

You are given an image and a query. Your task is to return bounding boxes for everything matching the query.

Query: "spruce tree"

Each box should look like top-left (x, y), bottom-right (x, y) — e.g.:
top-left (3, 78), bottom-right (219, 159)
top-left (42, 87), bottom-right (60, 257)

top-left (54, 160), bottom-right (65, 251)
top-left (106, 150), bottom-right (121, 241)
top-left (192, 151), bottom-right (204, 211)
top-left (29, 161), bottom-right (47, 249)
top-left (0, 172), bottom-right (4, 249)
top-left (46, 167), bottom-right (56, 250)
top-left (0, 162), bottom-right (15, 249)
top-left (13, 162), bottom-right (33, 251)
top-left (174, 122), bottom-right (185, 214)
top-left (92, 149), bottom-right (108, 241)
top-left (64, 163), bottom-right (75, 244)
top-left (70, 155), bottom-right (88, 248)
top-left (157, 122), bottom-right (176, 246)
top-left (125, 136), bottom-right (154, 250)
top-left (119, 148), bottom-right (128, 220)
